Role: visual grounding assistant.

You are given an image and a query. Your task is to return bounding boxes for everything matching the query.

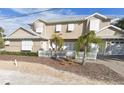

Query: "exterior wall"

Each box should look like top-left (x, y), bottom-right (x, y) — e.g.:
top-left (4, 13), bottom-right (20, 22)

top-left (96, 28), bottom-right (124, 37)
top-left (32, 40), bottom-right (42, 52)
top-left (33, 20), bottom-right (46, 38)
top-left (45, 21), bottom-right (84, 39)
top-left (4, 40), bottom-right (43, 52)
top-left (31, 16), bottom-right (111, 40)
top-left (87, 16), bottom-right (110, 30)
top-left (100, 20), bottom-right (110, 29)
top-left (4, 40), bottom-right (21, 52)
top-left (9, 28), bottom-right (35, 38)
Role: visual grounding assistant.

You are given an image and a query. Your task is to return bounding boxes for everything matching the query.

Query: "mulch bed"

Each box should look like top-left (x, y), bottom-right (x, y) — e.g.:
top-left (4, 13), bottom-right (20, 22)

top-left (0, 55), bottom-right (124, 84)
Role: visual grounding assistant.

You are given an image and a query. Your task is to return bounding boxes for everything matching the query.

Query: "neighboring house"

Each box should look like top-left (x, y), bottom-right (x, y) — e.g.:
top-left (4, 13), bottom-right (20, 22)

top-left (4, 13), bottom-right (124, 55)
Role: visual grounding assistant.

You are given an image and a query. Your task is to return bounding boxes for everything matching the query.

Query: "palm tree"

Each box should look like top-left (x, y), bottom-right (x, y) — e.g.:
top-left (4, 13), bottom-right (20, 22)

top-left (75, 31), bottom-right (104, 65)
top-left (0, 27), bottom-right (4, 37)
top-left (114, 18), bottom-right (124, 29)
top-left (50, 33), bottom-right (64, 58)
top-left (0, 27), bottom-right (4, 49)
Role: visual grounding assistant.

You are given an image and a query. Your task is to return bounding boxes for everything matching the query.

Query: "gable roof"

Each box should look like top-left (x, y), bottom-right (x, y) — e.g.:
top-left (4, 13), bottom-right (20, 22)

top-left (8, 27), bottom-right (40, 37)
top-left (98, 25), bottom-right (124, 33)
top-left (5, 27), bottom-right (47, 40)
top-left (96, 25), bottom-right (124, 39)
top-left (85, 13), bottom-right (109, 20)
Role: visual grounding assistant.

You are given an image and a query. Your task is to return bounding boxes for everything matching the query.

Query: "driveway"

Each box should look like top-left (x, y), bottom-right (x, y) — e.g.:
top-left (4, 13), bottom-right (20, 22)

top-left (87, 57), bottom-right (124, 77)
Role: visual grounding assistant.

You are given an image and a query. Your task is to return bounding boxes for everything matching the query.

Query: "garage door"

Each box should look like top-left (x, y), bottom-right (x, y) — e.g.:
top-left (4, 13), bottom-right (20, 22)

top-left (105, 42), bottom-right (124, 55)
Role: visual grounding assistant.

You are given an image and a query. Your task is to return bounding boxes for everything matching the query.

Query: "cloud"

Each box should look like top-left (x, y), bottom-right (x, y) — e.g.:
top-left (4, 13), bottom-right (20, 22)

top-left (0, 8), bottom-right (76, 36)
top-left (11, 8), bottom-right (49, 14)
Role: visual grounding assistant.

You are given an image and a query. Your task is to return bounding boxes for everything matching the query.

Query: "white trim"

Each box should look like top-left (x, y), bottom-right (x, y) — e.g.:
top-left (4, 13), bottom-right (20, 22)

top-left (97, 25), bottom-right (123, 34)
top-left (8, 27), bottom-right (40, 37)
top-left (85, 13), bottom-right (108, 20)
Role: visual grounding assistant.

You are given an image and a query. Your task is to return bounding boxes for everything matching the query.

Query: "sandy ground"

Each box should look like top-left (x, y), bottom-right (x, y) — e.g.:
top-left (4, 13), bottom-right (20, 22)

top-left (0, 60), bottom-right (111, 85)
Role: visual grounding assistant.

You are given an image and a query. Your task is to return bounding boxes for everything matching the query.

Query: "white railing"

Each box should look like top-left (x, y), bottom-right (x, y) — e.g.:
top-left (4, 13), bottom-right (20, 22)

top-left (86, 52), bottom-right (97, 60)
top-left (38, 50), bottom-right (98, 63)
top-left (38, 50), bottom-right (52, 57)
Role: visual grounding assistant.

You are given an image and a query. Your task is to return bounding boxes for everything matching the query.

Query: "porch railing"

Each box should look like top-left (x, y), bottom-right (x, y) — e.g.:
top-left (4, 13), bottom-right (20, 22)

top-left (38, 50), bottom-right (98, 63)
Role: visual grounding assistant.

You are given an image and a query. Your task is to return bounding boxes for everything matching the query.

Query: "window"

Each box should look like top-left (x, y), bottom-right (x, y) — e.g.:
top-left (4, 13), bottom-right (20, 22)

top-left (22, 40), bottom-right (33, 51)
top-left (120, 42), bottom-right (124, 44)
top-left (90, 19), bottom-right (100, 32)
top-left (36, 27), bottom-right (43, 33)
top-left (55, 24), bottom-right (61, 32)
top-left (68, 24), bottom-right (74, 31)
top-left (36, 23), bottom-right (43, 33)
top-left (5, 41), bottom-right (10, 46)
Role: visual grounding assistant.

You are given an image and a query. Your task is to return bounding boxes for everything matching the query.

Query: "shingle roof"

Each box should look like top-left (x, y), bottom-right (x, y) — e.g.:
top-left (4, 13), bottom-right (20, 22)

top-left (44, 16), bottom-right (86, 23)
top-left (37, 13), bottom-right (116, 24)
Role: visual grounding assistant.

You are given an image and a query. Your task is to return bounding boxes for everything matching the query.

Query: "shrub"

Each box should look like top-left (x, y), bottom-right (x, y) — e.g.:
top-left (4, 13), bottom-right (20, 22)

top-left (0, 51), bottom-right (38, 56)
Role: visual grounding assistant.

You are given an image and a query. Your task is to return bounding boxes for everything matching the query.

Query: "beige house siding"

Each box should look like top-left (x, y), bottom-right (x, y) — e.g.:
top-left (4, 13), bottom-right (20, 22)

top-left (100, 20), bottom-right (110, 29)
top-left (45, 21), bottom-right (84, 39)
top-left (4, 40), bottom-right (21, 52)
top-left (87, 16), bottom-right (110, 30)
top-left (32, 20), bottom-right (46, 37)
top-left (4, 40), bottom-right (42, 52)
top-left (32, 40), bottom-right (42, 52)
top-left (96, 28), bottom-right (124, 37)
top-left (9, 28), bottom-right (35, 38)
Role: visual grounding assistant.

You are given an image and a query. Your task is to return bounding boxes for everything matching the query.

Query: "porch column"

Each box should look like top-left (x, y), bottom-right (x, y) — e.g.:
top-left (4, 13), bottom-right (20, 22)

top-left (104, 41), bottom-right (108, 55)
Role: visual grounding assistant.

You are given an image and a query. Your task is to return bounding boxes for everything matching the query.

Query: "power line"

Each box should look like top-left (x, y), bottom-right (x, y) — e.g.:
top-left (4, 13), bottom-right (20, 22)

top-left (0, 8), bottom-right (59, 20)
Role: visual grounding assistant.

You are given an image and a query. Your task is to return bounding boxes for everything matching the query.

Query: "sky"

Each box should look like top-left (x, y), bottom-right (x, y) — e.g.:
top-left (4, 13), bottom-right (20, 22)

top-left (0, 8), bottom-right (124, 35)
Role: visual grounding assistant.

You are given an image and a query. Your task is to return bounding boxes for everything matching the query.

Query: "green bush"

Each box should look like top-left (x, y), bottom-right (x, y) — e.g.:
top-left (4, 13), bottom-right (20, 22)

top-left (0, 51), bottom-right (38, 56)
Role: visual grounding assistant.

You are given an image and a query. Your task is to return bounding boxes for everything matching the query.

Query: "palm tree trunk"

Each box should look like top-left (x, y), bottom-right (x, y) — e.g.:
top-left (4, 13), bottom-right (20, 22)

top-left (81, 50), bottom-right (85, 65)
top-left (81, 47), bottom-right (86, 65)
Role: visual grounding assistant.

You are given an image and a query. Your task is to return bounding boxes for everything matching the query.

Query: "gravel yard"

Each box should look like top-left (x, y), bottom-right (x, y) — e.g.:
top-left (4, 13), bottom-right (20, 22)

top-left (0, 55), bottom-right (124, 84)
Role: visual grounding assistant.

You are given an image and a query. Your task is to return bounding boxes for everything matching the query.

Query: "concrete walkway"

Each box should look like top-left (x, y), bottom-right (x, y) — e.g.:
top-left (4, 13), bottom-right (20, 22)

top-left (87, 59), bottom-right (124, 77)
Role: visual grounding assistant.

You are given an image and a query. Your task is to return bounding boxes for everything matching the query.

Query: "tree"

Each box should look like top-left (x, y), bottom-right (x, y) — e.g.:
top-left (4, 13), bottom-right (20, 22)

top-left (50, 33), bottom-right (64, 58)
top-left (0, 27), bottom-right (4, 49)
top-left (114, 18), bottom-right (124, 29)
top-left (75, 31), bottom-right (104, 65)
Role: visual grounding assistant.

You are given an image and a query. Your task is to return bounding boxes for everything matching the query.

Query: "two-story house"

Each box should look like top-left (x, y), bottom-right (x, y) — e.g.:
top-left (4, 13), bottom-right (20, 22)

top-left (4, 13), bottom-right (124, 55)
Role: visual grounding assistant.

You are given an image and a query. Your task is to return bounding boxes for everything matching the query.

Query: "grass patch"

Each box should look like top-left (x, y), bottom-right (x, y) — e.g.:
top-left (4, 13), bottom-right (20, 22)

top-left (0, 51), bottom-right (38, 56)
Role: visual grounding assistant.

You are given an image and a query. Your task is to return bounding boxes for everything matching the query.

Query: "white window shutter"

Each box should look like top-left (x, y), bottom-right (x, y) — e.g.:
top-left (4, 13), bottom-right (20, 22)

top-left (90, 19), bottom-right (100, 32)
top-left (56, 24), bottom-right (61, 32)
top-left (68, 24), bottom-right (74, 31)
